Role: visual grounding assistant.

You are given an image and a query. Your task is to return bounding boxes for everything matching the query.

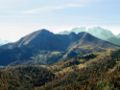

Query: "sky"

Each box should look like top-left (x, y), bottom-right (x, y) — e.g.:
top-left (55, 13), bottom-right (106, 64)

top-left (0, 0), bottom-right (120, 42)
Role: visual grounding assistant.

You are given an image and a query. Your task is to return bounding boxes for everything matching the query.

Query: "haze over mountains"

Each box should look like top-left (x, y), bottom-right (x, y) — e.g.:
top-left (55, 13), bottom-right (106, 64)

top-left (0, 29), bottom-right (119, 66)
top-left (117, 34), bottom-right (120, 38)
top-left (60, 27), bottom-right (120, 45)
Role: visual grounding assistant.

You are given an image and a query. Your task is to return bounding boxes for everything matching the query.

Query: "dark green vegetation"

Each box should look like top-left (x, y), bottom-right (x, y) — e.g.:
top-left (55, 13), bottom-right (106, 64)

top-left (0, 49), bottom-right (120, 90)
top-left (0, 66), bottom-right (55, 90)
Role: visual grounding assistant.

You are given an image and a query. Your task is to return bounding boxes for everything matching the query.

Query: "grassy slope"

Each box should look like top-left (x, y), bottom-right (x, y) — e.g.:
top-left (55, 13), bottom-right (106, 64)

top-left (0, 66), bottom-right (55, 90)
top-left (36, 50), bottom-right (120, 90)
top-left (0, 49), bottom-right (120, 90)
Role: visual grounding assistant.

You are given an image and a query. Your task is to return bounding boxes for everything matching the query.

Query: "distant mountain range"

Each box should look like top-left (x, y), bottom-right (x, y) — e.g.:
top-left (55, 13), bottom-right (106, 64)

top-left (60, 27), bottom-right (120, 45)
top-left (117, 34), bottom-right (120, 38)
top-left (0, 29), bottom-right (119, 66)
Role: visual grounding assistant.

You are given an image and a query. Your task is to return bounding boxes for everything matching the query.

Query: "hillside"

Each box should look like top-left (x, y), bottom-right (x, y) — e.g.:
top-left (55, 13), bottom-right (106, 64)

top-left (0, 49), bottom-right (120, 90)
top-left (0, 66), bottom-right (55, 90)
top-left (36, 49), bottom-right (120, 90)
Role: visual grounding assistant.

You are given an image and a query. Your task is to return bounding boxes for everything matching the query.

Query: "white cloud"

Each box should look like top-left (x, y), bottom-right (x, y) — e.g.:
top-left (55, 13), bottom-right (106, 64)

top-left (0, 0), bottom-right (95, 15)
top-left (23, 5), bottom-right (81, 14)
top-left (23, 0), bottom-right (93, 15)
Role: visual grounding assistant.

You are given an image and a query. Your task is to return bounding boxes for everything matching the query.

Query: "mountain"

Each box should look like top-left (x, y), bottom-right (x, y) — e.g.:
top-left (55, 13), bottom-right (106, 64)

top-left (60, 27), bottom-right (86, 35)
top-left (71, 27), bottom-right (87, 33)
top-left (108, 33), bottom-right (120, 45)
top-left (60, 27), bottom-right (115, 40)
top-left (87, 27), bottom-right (115, 40)
top-left (108, 37), bottom-right (120, 46)
top-left (0, 29), bottom-right (119, 66)
top-left (60, 27), bottom-right (120, 45)
top-left (87, 27), bottom-right (120, 45)
top-left (63, 32), bottom-right (119, 59)
top-left (117, 34), bottom-right (120, 38)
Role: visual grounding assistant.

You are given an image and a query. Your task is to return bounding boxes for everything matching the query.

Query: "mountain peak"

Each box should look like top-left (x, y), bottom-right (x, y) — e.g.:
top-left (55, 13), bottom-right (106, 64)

top-left (16, 29), bottom-right (54, 47)
top-left (71, 27), bottom-right (86, 34)
top-left (69, 32), bottom-right (76, 36)
top-left (33, 29), bottom-right (53, 36)
top-left (39, 29), bottom-right (51, 33)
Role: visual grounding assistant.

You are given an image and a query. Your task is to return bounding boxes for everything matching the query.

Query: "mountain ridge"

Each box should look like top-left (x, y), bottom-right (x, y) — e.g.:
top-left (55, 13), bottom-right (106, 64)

top-left (0, 29), bottom-right (119, 66)
top-left (60, 27), bottom-right (120, 45)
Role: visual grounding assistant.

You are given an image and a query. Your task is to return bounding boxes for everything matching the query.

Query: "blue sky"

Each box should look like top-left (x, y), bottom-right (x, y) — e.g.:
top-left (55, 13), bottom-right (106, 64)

top-left (0, 0), bottom-right (120, 41)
